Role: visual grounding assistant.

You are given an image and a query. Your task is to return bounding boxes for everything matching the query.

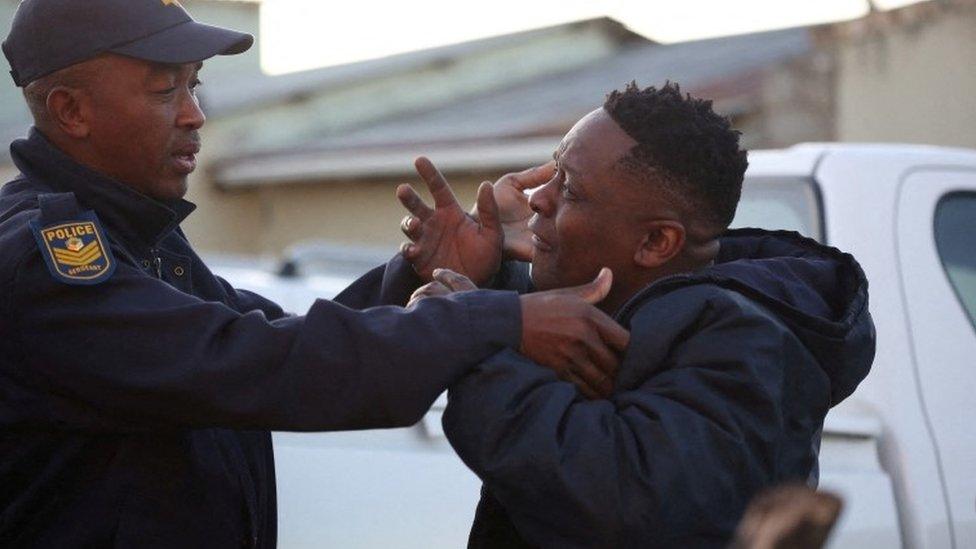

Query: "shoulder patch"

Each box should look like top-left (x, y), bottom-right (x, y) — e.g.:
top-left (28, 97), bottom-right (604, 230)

top-left (28, 210), bottom-right (116, 285)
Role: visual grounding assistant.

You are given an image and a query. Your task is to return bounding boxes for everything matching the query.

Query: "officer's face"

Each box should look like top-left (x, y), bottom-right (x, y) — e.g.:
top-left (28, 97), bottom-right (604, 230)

top-left (84, 54), bottom-right (205, 202)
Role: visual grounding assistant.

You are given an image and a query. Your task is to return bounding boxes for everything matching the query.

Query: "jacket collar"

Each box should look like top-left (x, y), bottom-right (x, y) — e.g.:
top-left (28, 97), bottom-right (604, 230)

top-left (10, 127), bottom-right (196, 248)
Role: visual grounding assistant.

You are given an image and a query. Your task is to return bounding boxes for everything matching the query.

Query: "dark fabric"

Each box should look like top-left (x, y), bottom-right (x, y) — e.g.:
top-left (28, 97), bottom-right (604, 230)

top-left (0, 128), bottom-right (522, 548)
top-left (447, 230), bottom-right (875, 549)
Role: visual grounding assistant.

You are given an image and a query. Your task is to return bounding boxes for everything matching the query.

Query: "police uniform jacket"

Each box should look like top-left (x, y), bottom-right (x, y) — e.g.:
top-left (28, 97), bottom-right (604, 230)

top-left (0, 129), bottom-right (522, 548)
top-left (446, 230), bottom-right (876, 548)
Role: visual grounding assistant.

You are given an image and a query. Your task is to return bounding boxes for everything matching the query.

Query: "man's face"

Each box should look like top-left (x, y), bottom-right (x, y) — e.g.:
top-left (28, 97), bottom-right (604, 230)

top-left (528, 108), bottom-right (655, 291)
top-left (84, 55), bottom-right (205, 202)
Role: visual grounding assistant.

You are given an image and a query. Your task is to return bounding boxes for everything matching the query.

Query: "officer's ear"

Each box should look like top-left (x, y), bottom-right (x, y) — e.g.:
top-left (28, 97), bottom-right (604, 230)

top-left (634, 220), bottom-right (686, 269)
top-left (46, 86), bottom-right (91, 139)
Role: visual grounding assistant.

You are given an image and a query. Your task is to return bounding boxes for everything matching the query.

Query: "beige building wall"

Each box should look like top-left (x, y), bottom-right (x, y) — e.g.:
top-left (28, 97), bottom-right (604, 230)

top-left (757, 48), bottom-right (836, 147)
top-left (833, 1), bottom-right (976, 148)
top-left (183, 169), bottom-right (486, 257)
top-left (182, 154), bottom-right (265, 254)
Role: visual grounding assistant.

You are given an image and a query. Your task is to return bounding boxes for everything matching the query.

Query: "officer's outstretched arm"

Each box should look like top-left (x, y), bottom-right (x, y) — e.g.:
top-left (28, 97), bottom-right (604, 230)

top-left (7, 248), bottom-right (519, 432)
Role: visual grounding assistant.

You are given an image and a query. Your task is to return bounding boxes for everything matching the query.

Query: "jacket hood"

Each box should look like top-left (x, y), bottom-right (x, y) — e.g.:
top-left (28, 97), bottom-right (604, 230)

top-left (621, 228), bottom-right (874, 407)
top-left (713, 229), bottom-right (874, 405)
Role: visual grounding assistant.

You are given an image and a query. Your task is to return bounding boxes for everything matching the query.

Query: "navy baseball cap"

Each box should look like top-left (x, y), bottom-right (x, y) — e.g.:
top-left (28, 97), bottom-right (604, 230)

top-left (3, 0), bottom-right (254, 87)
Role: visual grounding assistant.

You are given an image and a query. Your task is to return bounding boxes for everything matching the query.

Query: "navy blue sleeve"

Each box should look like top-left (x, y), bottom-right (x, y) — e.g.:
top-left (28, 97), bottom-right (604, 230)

top-left (330, 255), bottom-right (533, 309)
top-left (7, 249), bottom-right (521, 433)
top-left (332, 255), bottom-right (535, 308)
top-left (212, 276), bottom-right (290, 320)
top-left (332, 253), bottom-right (425, 309)
top-left (443, 288), bottom-right (823, 547)
top-left (211, 254), bottom-right (419, 318)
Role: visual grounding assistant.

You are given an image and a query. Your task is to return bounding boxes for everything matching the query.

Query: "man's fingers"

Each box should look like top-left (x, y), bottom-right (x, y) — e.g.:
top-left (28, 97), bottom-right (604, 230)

top-left (396, 184), bottom-right (434, 220)
top-left (399, 241), bottom-right (420, 261)
top-left (568, 267), bottom-right (613, 305)
top-left (507, 160), bottom-right (556, 191)
top-left (468, 180), bottom-right (493, 220)
top-left (592, 313), bottom-right (631, 353)
top-left (414, 156), bottom-right (460, 209)
top-left (416, 281), bottom-right (450, 297)
top-left (407, 281), bottom-right (450, 308)
top-left (476, 181), bottom-right (501, 232)
top-left (433, 268), bottom-right (477, 292)
top-left (583, 332), bottom-right (621, 379)
top-left (568, 355), bottom-right (613, 399)
top-left (505, 237), bottom-right (535, 263)
top-left (400, 215), bottom-right (422, 241)
top-left (561, 369), bottom-right (602, 400)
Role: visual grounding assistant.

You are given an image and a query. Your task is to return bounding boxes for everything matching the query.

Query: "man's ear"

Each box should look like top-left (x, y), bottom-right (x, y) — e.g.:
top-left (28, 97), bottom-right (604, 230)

top-left (46, 86), bottom-right (91, 138)
top-left (634, 220), bottom-right (686, 268)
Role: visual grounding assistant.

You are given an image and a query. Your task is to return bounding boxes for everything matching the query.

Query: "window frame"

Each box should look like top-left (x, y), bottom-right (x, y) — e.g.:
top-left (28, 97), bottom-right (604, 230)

top-left (933, 190), bottom-right (976, 333)
top-left (733, 176), bottom-right (824, 242)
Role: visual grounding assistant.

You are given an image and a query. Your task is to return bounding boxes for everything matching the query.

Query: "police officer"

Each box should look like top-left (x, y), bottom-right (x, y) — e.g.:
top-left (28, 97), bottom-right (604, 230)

top-left (0, 1), bottom-right (628, 547)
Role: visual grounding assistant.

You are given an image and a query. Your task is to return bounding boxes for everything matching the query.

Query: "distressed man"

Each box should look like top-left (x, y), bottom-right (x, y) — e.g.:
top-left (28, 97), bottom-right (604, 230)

top-left (399, 83), bottom-right (875, 547)
top-left (0, 1), bottom-right (628, 546)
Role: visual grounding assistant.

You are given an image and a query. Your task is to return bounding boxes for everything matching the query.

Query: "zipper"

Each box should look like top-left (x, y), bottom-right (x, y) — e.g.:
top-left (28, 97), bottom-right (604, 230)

top-left (150, 248), bottom-right (162, 279)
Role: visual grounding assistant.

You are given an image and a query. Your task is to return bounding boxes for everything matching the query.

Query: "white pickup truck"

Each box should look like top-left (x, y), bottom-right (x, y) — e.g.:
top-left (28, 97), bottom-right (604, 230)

top-left (214, 143), bottom-right (976, 548)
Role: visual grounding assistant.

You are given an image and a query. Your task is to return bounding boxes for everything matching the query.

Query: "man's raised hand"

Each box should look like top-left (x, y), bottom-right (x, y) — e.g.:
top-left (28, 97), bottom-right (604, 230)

top-left (470, 161), bottom-right (555, 262)
top-left (397, 157), bottom-right (503, 284)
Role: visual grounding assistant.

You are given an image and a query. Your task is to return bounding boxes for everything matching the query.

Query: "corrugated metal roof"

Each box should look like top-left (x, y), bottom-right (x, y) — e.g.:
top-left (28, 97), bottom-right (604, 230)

top-left (198, 17), bottom-right (645, 117)
top-left (214, 28), bottom-right (813, 186)
top-left (212, 25), bottom-right (815, 185)
top-left (315, 27), bottom-right (813, 149)
top-left (214, 136), bottom-right (559, 187)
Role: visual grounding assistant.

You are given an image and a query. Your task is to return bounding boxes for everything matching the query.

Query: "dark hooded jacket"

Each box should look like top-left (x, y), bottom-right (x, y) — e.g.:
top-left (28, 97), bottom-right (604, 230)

top-left (444, 229), bottom-right (875, 549)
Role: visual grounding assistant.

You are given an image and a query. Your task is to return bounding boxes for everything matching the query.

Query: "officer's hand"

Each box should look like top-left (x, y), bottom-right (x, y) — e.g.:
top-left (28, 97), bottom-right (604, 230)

top-left (397, 157), bottom-right (502, 285)
top-left (468, 162), bottom-right (555, 262)
top-left (406, 268), bottom-right (477, 308)
top-left (519, 268), bottom-right (630, 399)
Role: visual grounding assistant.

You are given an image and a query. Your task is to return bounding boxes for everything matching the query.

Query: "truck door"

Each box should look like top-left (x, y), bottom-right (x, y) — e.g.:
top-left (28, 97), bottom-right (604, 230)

top-left (897, 170), bottom-right (976, 548)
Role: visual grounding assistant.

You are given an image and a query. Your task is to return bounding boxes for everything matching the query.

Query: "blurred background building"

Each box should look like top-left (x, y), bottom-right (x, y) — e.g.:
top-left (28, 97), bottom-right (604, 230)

top-left (1, 0), bottom-right (974, 258)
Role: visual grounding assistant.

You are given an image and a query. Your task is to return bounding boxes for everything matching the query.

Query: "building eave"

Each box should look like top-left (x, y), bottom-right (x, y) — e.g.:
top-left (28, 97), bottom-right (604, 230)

top-left (211, 136), bottom-right (560, 188)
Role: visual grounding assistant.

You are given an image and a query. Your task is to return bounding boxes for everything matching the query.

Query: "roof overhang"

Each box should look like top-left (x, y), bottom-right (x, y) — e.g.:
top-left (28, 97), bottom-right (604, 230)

top-left (211, 136), bottom-right (561, 188)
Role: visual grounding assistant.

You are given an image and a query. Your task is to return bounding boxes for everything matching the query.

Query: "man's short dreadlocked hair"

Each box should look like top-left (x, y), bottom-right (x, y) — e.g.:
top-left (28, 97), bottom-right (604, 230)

top-left (603, 81), bottom-right (748, 232)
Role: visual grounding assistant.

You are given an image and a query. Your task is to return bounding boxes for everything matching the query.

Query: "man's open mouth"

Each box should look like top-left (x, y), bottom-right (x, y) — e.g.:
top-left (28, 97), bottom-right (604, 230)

top-left (171, 154), bottom-right (196, 174)
top-left (171, 143), bottom-right (201, 174)
top-left (531, 233), bottom-right (554, 252)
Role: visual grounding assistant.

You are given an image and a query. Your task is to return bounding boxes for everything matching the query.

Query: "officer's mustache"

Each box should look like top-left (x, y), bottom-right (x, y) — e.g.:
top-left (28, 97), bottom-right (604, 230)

top-left (173, 132), bottom-right (202, 155)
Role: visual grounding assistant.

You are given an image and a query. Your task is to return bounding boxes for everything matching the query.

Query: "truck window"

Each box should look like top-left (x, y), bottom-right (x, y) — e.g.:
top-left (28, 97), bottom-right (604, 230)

top-left (935, 192), bottom-right (976, 330)
top-left (730, 177), bottom-right (822, 241)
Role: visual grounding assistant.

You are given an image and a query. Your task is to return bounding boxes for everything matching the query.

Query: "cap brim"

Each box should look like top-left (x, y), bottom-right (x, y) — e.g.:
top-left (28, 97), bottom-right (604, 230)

top-left (110, 20), bottom-right (253, 64)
